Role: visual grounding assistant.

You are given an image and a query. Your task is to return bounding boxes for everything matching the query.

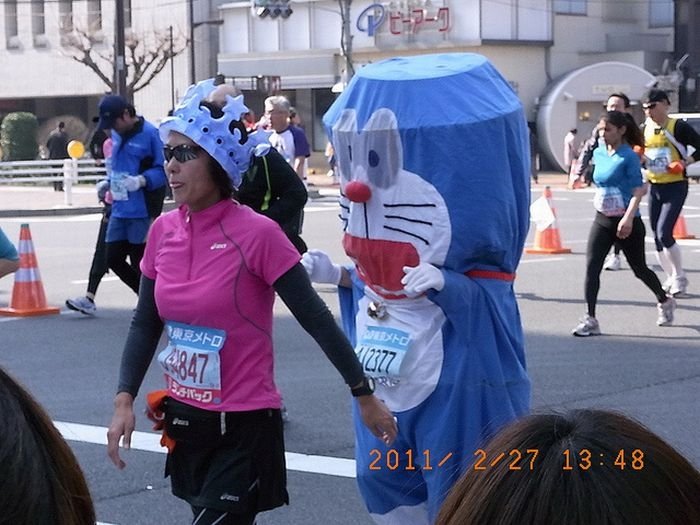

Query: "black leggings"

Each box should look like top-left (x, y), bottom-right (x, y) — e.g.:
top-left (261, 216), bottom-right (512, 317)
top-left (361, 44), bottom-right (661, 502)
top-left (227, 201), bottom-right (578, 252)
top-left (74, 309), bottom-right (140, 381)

top-left (191, 507), bottom-right (256, 525)
top-left (585, 213), bottom-right (667, 317)
top-left (87, 212), bottom-right (109, 296)
top-left (106, 240), bottom-right (144, 294)
top-left (648, 179), bottom-right (688, 251)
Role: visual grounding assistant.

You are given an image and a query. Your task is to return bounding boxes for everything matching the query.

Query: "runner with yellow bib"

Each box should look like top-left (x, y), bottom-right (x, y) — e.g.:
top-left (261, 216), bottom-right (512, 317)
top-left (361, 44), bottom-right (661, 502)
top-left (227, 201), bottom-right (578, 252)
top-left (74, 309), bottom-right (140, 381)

top-left (642, 89), bottom-right (700, 297)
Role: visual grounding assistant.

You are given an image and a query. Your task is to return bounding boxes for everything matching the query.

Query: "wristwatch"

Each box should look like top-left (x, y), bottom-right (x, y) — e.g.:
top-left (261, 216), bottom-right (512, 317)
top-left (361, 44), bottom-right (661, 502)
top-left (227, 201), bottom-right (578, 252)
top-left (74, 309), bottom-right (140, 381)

top-left (351, 376), bottom-right (376, 397)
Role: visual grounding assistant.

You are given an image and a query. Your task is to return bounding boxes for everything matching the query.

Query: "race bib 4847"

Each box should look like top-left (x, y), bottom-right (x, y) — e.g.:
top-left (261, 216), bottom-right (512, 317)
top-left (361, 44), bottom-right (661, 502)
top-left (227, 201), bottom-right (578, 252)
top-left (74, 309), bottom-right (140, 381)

top-left (157, 321), bottom-right (226, 405)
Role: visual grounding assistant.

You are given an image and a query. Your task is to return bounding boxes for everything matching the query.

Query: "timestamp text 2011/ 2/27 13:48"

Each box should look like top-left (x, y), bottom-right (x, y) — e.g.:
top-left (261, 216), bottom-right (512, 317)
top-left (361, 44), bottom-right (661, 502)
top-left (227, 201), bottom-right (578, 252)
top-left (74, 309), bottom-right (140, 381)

top-left (367, 448), bottom-right (646, 471)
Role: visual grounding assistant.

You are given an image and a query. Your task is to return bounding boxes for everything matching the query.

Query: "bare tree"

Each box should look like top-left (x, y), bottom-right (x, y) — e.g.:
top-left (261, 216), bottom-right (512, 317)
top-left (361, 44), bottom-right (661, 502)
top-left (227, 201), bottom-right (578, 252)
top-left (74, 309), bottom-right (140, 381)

top-left (62, 26), bottom-right (188, 100)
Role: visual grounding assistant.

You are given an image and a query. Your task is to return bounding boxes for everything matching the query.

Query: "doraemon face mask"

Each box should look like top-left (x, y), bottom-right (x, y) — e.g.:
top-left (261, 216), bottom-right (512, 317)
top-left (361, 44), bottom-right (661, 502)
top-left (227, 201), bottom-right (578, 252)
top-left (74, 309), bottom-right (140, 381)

top-left (333, 107), bottom-right (451, 298)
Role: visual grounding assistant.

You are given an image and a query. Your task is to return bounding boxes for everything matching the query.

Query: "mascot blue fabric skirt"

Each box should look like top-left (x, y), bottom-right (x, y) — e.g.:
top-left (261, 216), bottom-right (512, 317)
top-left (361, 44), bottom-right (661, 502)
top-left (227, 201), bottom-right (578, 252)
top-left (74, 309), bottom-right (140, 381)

top-left (322, 53), bottom-right (532, 524)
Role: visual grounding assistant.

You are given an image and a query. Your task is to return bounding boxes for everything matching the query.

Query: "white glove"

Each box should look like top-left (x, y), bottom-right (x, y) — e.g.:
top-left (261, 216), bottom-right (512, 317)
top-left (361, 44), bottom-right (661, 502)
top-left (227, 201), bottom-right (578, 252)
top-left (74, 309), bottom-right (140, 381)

top-left (95, 180), bottom-right (110, 201)
top-left (301, 249), bottom-right (342, 285)
top-left (124, 175), bottom-right (146, 192)
top-left (401, 263), bottom-right (444, 296)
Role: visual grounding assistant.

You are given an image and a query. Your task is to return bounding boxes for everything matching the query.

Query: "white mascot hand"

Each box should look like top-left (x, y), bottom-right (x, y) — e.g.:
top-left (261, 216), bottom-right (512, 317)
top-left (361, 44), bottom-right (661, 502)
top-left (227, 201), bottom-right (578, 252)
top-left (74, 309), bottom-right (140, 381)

top-left (301, 249), bottom-right (342, 285)
top-left (123, 175), bottom-right (145, 192)
top-left (401, 263), bottom-right (445, 295)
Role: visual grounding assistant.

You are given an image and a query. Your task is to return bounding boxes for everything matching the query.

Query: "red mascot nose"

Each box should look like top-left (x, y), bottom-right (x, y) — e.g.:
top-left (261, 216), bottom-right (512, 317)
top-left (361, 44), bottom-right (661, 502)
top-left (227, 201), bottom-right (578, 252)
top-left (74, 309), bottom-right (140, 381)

top-left (345, 181), bottom-right (372, 203)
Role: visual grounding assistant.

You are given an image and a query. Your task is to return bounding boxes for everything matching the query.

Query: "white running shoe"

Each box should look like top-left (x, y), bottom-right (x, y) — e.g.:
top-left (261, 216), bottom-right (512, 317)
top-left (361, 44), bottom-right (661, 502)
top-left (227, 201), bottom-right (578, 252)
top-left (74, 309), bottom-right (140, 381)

top-left (603, 253), bottom-right (622, 271)
top-left (572, 314), bottom-right (601, 336)
top-left (656, 296), bottom-right (676, 326)
top-left (65, 296), bottom-right (96, 316)
top-left (669, 276), bottom-right (689, 297)
top-left (662, 276), bottom-right (674, 293)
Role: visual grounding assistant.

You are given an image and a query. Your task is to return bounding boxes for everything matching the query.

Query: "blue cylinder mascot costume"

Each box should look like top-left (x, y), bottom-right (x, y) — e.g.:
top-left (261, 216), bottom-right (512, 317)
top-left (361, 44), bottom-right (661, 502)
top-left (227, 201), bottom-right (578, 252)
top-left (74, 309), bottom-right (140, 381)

top-left (314, 53), bottom-right (531, 523)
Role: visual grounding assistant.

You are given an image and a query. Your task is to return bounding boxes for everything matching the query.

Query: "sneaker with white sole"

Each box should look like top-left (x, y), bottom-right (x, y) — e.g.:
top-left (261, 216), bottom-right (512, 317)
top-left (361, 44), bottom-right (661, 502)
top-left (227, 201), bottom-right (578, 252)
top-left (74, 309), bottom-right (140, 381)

top-left (603, 253), bottom-right (622, 271)
top-left (662, 276), bottom-right (673, 293)
top-left (656, 296), bottom-right (676, 326)
top-left (572, 314), bottom-right (601, 336)
top-left (669, 276), bottom-right (689, 297)
top-left (65, 296), bottom-right (96, 316)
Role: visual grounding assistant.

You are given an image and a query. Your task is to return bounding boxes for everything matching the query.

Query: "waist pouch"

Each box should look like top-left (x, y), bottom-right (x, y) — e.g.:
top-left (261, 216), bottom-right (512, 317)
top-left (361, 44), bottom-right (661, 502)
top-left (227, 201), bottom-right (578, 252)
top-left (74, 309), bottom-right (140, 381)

top-left (163, 397), bottom-right (275, 443)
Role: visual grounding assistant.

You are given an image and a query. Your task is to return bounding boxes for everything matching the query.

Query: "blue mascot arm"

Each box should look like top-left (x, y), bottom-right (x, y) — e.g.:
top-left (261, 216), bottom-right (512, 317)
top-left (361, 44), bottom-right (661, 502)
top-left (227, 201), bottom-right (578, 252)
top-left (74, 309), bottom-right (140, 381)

top-left (427, 269), bottom-right (478, 324)
top-left (429, 267), bottom-right (529, 402)
top-left (338, 266), bottom-right (364, 346)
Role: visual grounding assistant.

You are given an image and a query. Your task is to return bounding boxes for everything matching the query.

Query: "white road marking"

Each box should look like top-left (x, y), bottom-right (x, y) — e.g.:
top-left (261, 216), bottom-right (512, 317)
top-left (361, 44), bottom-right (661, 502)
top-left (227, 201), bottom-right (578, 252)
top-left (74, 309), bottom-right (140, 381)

top-left (519, 257), bottom-right (567, 264)
top-left (71, 276), bottom-right (120, 285)
top-left (54, 420), bottom-right (357, 479)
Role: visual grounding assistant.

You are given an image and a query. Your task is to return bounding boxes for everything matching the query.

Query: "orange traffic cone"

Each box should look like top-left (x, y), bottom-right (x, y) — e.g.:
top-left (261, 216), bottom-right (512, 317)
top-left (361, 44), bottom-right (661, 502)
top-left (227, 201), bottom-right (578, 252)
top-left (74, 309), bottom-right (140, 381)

top-left (526, 186), bottom-right (572, 254)
top-left (673, 214), bottom-right (696, 240)
top-left (0, 224), bottom-right (60, 317)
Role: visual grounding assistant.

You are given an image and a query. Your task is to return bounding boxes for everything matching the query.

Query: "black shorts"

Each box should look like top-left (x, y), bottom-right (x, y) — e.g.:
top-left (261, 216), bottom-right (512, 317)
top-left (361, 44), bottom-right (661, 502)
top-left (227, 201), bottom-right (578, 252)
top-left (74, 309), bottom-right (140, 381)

top-left (163, 398), bottom-right (288, 514)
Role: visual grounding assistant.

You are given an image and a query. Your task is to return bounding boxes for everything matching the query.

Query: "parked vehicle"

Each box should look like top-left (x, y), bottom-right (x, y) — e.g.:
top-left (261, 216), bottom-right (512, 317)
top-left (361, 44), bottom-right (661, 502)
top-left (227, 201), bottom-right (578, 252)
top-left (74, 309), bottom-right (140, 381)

top-left (669, 113), bottom-right (700, 182)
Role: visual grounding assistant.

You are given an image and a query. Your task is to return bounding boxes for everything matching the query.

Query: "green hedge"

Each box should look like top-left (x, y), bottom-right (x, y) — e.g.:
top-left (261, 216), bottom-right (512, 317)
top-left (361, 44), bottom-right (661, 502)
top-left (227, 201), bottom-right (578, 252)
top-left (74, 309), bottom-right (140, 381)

top-left (1, 112), bottom-right (39, 161)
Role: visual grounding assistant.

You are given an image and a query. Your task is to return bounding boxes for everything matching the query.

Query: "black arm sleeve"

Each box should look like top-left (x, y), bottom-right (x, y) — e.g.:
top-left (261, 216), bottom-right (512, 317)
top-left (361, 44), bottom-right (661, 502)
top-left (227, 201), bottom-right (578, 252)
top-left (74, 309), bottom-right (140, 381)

top-left (273, 263), bottom-right (364, 387)
top-left (575, 128), bottom-right (599, 177)
top-left (263, 149), bottom-right (308, 225)
top-left (674, 119), bottom-right (700, 163)
top-left (117, 276), bottom-right (165, 397)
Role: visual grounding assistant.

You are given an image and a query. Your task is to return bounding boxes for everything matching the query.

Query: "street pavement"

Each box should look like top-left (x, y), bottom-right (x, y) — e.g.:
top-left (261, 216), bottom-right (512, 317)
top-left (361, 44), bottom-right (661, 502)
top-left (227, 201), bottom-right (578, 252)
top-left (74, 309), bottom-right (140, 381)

top-left (0, 176), bottom-right (698, 525)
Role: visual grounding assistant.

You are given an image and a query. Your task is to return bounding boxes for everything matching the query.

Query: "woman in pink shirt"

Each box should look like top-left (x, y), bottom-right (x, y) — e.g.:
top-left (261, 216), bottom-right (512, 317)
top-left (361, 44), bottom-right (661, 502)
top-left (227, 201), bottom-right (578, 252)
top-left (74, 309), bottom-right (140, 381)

top-left (106, 79), bottom-right (396, 525)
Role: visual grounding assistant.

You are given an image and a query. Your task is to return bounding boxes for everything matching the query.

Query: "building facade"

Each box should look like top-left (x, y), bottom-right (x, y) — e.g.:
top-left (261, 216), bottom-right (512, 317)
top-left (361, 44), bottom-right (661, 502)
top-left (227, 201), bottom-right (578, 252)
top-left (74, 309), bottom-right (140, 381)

top-left (674, 0), bottom-right (700, 111)
top-left (215, 0), bottom-right (675, 169)
top-left (0, 0), bottom-right (677, 169)
top-left (0, 0), bottom-right (190, 146)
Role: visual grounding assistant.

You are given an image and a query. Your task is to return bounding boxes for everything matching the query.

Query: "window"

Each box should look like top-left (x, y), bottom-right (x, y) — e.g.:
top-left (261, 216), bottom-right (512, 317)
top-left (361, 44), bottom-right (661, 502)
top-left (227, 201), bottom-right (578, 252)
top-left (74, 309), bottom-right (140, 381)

top-left (59, 0), bottom-right (73, 33)
top-left (32, 0), bottom-right (45, 35)
top-left (4, 0), bottom-right (18, 39)
top-left (649, 0), bottom-right (673, 27)
top-left (88, 0), bottom-right (102, 31)
top-left (554, 0), bottom-right (586, 15)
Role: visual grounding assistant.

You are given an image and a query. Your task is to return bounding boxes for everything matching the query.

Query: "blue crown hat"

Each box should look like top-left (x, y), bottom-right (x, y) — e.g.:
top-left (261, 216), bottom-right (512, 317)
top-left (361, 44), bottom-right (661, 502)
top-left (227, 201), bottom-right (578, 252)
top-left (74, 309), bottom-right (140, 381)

top-left (159, 78), bottom-right (271, 188)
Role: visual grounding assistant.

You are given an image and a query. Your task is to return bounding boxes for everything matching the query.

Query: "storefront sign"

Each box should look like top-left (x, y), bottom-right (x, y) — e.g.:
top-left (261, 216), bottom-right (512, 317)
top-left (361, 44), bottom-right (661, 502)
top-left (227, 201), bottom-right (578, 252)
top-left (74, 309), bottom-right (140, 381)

top-left (591, 84), bottom-right (631, 96)
top-left (357, 2), bottom-right (450, 37)
top-left (357, 4), bottom-right (387, 37)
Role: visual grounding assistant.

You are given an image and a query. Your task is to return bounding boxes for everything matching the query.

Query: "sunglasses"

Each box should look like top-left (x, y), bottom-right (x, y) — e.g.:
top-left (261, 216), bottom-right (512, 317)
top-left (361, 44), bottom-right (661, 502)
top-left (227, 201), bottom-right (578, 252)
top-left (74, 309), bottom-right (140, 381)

top-left (163, 144), bottom-right (201, 163)
top-left (643, 103), bottom-right (658, 110)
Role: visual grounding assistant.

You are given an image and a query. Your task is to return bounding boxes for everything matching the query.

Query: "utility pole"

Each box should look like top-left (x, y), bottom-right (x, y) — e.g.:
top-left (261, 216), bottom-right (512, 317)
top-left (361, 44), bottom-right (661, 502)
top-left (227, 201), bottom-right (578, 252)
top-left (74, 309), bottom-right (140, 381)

top-left (115, 0), bottom-right (128, 98)
top-left (189, 0), bottom-right (196, 84)
top-left (169, 25), bottom-right (175, 110)
top-left (188, 0), bottom-right (223, 86)
top-left (339, 0), bottom-right (354, 80)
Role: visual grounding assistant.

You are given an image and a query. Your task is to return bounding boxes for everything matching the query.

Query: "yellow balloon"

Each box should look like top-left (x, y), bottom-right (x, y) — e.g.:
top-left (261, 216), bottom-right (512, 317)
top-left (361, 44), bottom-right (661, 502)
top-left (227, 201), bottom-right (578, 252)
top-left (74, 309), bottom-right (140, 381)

top-left (67, 140), bottom-right (85, 159)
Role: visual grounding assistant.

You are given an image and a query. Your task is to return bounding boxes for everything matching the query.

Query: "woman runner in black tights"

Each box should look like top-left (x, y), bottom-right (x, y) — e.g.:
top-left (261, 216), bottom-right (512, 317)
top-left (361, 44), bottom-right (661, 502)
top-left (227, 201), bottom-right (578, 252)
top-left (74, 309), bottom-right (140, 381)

top-left (572, 111), bottom-right (676, 336)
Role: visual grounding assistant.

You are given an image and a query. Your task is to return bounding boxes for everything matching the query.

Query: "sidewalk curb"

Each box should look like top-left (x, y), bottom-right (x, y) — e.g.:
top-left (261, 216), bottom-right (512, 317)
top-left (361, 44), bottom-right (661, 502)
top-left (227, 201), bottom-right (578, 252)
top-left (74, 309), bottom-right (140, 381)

top-left (308, 187), bottom-right (341, 200)
top-left (0, 206), bottom-right (104, 218)
top-left (0, 201), bottom-right (180, 218)
top-left (0, 175), bottom-right (571, 217)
